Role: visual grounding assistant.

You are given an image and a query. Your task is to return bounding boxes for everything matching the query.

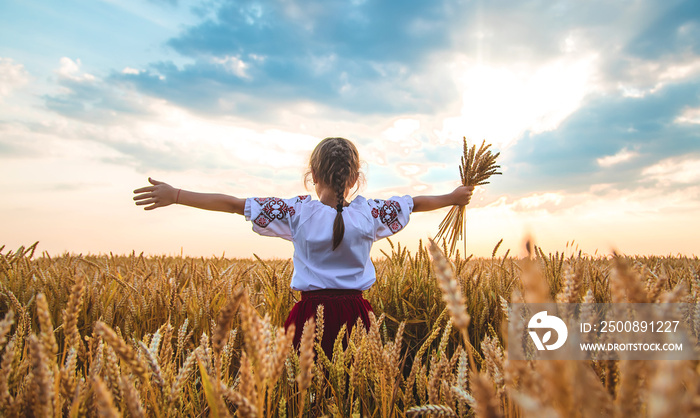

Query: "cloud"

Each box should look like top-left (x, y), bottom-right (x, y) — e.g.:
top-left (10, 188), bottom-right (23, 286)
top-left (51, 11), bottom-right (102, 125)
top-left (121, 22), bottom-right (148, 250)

top-left (460, 180), bottom-right (700, 256)
top-left (56, 57), bottom-right (96, 82)
top-left (37, 0), bottom-right (681, 162)
top-left (501, 77), bottom-right (700, 195)
top-left (614, 55), bottom-right (700, 98)
top-left (26, 1), bottom-right (700, 200)
top-left (381, 118), bottom-right (421, 149)
top-left (34, 92), bottom-right (321, 181)
top-left (111, 0), bottom-right (468, 117)
top-left (147, 0), bottom-right (178, 6)
top-left (122, 67), bottom-right (142, 75)
top-left (642, 156), bottom-right (700, 185)
top-left (44, 58), bottom-right (154, 124)
top-left (0, 121), bottom-right (48, 158)
top-left (107, 0), bottom-right (698, 145)
top-left (168, 0), bottom-right (455, 63)
top-left (0, 57), bottom-right (30, 97)
top-left (624, 1), bottom-right (700, 59)
top-left (457, 1), bottom-right (699, 100)
top-left (597, 147), bottom-right (639, 167)
top-left (511, 193), bottom-right (565, 213)
top-left (117, 55), bottom-right (457, 120)
top-left (212, 55), bottom-right (252, 79)
top-left (484, 179), bottom-right (700, 220)
top-left (675, 106), bottom-right (700, 124)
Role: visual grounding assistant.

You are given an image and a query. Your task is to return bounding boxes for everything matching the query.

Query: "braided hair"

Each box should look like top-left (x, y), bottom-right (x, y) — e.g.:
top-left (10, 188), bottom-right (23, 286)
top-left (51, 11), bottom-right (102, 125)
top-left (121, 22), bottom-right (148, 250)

top-left (305, 137), bottom-right (361, 250)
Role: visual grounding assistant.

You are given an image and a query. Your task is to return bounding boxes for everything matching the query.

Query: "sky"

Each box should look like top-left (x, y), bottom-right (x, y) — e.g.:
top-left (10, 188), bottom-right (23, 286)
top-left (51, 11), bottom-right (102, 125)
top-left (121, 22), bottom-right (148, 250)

top-left (1, 0), bottom-right (699, 259)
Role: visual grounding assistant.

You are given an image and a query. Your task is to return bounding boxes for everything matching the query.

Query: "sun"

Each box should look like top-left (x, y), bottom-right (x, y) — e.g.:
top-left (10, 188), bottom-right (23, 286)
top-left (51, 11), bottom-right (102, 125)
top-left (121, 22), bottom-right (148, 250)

top-left (439, 55), bottom-right (597, 150)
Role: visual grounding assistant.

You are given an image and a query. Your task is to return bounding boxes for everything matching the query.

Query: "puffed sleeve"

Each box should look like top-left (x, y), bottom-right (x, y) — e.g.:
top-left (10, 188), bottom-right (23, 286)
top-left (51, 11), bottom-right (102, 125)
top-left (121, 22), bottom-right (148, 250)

top-left (245, 195), bottom-right (311, 241)
top-left (367, 195), bottom-right (414, 241)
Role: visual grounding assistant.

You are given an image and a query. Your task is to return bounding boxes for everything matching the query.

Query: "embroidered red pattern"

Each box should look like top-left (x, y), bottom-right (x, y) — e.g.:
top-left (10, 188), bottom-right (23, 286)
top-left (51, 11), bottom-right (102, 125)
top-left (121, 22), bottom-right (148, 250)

top-left (253, 197), bottom-right (295, 228)
top-left (372, 199), bottom-right (403, 232)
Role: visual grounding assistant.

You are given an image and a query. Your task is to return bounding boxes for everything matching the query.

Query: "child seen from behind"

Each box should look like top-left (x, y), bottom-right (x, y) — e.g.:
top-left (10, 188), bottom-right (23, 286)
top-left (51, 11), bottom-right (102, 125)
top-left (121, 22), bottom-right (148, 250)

top-left (133, 137), bottom-right (473, 357)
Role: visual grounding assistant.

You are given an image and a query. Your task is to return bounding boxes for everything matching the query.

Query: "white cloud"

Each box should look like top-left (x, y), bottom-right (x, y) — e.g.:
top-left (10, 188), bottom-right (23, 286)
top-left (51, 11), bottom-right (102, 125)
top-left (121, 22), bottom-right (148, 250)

top-left (0, 57), bottom-right (30, 97)
top-left (675, 107), bottom-right (700, 125)
top-left (642, 157), bottom-right (700, 185)
top-left (122, 67), bottom-right (141, 75)
top-left (397, 164), bottom-right (422, 177)
top-left (659, 57), bottom-right (700, 83)
top-left (445, 182), bottom-right (700, 257)
top-left (382, 118), bottom-right (420, 143)
top-left (339, 71), bottom-right (352, 94)
top-left (310, 54), bottom-right (338, 75)
top-left (129, 100), bottom-right (320, 174)
top-left (511, 192), bottom-right (565, 212)
top-left (597, 147), bottom-right (639, 167)
top-left (212, 55), bottom-right (251, 79)
top-left (56, 57), bottom-right (96, 82)
top-left (619, 86), bottom-right (647, 99)
top-left (617, 57), bottom-right (700, 98)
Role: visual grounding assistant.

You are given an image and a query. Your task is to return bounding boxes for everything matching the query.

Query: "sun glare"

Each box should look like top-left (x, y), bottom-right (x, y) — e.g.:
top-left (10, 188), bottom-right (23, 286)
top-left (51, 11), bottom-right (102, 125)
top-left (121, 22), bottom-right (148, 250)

top-left (439, 55), bottom-right (597, 150)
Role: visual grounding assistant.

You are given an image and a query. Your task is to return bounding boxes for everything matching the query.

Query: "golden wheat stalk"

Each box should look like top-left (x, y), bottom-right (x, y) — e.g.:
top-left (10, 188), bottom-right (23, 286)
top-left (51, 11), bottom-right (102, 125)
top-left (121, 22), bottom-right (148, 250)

top-left (36, 294), bottom-right (58, 358)
top-left (138, 341), bottom-right (165, 389)
top-left (212, 287), bottom-right (244, 354)
top-left (428, 239), bottom-right (481, 377)
top-left (2, 243), bottom-right (700, 416)
top-left (62, 273), bottom-right (86, 355)
top-left (170, 347), bottom-right (202, 404)
top-left (0, 337), bottom-right (17, 407)
top-left (470, 371), bottom-right (505, 418)
top-left (102, 344), bottom-right (123, 404)
top-left (159, 322), bottom-right (174, 378)
top-left (269, 325), bottom-right (294, 387)
top-left (435, 138), bottom-right (501, 256)
top-left (94, 321), bottom-right (149, 383)
top-left (297, 318), bottom-right (316, 392)
top-left (2, 290), bottom-right (25, 340)
top-left (236, 350), bottom-right (255, 409)
top-left (406, 404), bottom-right (457, 417)
top-left (28, 336), bottom-right (53, 417)
top-left (0, 310), bottom-right (14, 349)
top-left (297, 317), bottom-right (316, 418)
top-left (428, 240), bottom-right (470, 333)
top-left (93, 376), bottom-right (120, 418)
top-left (119, 374), bottom-right (145, 418)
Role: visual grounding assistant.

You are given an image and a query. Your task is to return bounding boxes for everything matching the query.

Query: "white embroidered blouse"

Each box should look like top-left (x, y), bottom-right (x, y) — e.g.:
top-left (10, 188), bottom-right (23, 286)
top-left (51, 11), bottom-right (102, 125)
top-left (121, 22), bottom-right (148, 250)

top-left (244, 195), bottom-right (414, 291)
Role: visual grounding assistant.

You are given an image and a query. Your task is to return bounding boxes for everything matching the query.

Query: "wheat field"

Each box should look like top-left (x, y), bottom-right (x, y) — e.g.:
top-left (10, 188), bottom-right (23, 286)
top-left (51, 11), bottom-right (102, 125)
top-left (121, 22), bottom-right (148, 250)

top-left (0, 240), bottom-right (699, 417)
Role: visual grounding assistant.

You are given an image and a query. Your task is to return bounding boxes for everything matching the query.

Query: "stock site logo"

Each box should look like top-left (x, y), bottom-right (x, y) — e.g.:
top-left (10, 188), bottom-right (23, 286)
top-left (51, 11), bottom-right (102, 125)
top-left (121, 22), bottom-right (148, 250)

top-left (528, 311), bottom-right (568, 350)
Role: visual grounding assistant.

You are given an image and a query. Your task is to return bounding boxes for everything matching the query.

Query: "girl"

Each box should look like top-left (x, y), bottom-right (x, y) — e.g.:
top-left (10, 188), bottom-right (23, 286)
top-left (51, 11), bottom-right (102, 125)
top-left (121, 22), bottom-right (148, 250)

top-left (133, 137), bottom-right (473, 357)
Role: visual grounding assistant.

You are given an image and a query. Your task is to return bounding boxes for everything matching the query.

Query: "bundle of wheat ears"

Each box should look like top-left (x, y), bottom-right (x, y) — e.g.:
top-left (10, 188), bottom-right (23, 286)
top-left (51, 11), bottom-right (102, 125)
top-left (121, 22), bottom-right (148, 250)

top-left (436, 138), bottom-right (501, 255)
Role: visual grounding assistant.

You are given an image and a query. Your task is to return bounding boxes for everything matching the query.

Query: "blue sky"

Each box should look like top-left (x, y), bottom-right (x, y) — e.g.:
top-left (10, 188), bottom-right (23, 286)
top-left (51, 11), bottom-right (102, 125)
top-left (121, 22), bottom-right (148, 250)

top-left (1, 0), bottom-right (699, 258)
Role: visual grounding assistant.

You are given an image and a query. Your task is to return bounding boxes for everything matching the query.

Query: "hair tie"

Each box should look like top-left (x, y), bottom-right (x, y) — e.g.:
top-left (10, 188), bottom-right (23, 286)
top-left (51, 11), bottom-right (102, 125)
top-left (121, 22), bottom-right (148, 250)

top-left (336, 203), bottom-right (344, 213)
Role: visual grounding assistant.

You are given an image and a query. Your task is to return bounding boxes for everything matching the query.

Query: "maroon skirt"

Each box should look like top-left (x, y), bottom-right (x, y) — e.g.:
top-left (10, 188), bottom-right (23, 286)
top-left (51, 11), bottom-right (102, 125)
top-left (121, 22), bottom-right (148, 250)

top-left (284, 289), bottom-right (373, 359)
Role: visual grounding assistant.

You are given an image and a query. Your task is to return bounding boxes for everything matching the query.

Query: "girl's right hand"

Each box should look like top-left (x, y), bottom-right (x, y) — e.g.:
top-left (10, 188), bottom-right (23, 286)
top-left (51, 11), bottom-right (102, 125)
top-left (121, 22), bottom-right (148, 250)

top-left (133, 177), bottom-right (178, 210)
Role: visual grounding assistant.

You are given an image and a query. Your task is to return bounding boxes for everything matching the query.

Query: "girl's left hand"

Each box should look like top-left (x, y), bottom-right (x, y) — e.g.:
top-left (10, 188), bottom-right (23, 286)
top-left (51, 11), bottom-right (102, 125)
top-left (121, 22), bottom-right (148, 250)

top-left (133, 177), bottom-right (177, 210)
top-left (451, 185), bottom-right (474, 206)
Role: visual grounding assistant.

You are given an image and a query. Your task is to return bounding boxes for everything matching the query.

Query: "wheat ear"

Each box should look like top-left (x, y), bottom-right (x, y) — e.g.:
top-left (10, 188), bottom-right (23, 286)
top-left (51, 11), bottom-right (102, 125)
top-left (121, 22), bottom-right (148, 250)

top-left (435, 138), bottom-right (501, 255)
top-left (92, 376), bottom-right (120, 418)
top-left (94, 321), bottom-right (149, 383)
top-left (406, 404), bottom-right (457, 417)
top-left (297, 317), bottom-right (315, 418)
top-left (63, 273), bottom-right (86, 354)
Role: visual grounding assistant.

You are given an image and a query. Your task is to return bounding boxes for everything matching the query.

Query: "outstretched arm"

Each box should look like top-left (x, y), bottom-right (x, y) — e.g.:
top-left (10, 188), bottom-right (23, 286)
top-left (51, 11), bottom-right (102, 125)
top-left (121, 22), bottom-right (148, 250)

top-left (412, 185), bottom-right (474, 212)
top-left (133, 177), bottom-right (245, 215)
